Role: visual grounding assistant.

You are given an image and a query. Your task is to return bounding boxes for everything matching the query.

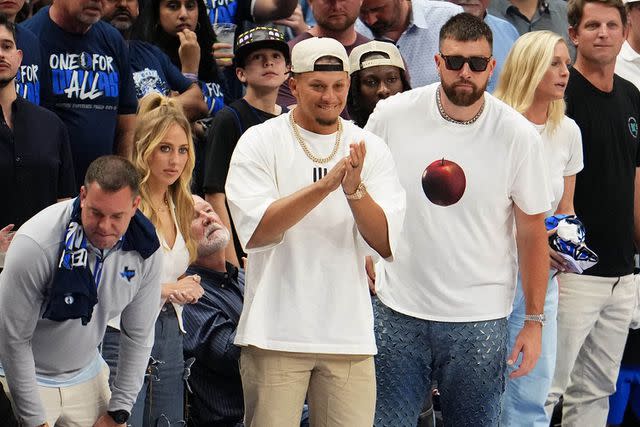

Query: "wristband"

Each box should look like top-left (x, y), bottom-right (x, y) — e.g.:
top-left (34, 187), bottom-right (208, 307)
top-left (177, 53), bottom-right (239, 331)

top-left (182, 72), bottom-right (198, 81)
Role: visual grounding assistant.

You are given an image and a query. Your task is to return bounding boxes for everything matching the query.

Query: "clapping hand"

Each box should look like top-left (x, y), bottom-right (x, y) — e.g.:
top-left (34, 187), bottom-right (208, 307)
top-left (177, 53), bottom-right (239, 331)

top-left (167, 274), bottom-right (204, 304)
top-left (342, 141), bottom-right (366, 196)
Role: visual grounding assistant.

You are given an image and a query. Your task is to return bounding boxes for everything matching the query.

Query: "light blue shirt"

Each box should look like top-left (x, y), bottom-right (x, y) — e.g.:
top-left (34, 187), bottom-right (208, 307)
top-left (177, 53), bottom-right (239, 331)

top-left (485, 13), bottom-right (519, 92)
top-left (356, 0), bottom-right (463, 88)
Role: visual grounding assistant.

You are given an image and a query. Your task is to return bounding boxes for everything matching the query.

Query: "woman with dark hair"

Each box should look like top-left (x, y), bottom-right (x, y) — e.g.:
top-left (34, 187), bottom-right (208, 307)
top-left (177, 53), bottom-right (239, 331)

top-left (347, 41), bottom-right (411, 128)
top-left (135, 0), bottom-right (228, 118)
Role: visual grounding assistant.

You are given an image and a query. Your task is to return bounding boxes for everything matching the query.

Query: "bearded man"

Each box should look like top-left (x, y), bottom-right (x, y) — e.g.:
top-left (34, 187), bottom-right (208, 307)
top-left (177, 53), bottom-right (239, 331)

top-left (181, 195), bottom-right (247, 427)
top-left (225, 37), bottom-right (405, 426)
top-left (364, 13), bottom-right (551, 427)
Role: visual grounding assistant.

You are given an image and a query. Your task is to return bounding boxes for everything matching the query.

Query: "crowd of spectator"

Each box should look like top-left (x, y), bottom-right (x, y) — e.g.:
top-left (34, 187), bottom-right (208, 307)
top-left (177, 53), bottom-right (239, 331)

top-left (1, 0), bottom-right (640, 426)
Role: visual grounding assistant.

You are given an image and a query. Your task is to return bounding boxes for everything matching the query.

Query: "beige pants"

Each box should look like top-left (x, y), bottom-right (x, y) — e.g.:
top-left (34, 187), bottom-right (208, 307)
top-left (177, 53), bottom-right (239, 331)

top-left (1, 366), bottom-right (111, 426)
top-left (240, 346), bottom-right (376, 427)
top-left (545, 273), bottom-right (635, 427)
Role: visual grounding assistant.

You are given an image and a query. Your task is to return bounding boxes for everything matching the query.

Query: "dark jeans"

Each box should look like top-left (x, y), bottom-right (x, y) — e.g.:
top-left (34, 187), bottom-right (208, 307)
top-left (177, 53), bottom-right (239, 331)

top-left (0, 382), bottom-right (17, 427)
top-left (372, 297), bottom-right (508, 427)
top-left (102, 304), bottom-right (186, 426)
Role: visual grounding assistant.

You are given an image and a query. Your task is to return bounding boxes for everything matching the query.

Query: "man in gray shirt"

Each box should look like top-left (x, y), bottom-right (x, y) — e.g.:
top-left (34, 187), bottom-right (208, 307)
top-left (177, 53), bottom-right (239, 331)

top-left (489, 0), bottom-right (574, 57)
top-left (0, 156), bottom-right (163, 427)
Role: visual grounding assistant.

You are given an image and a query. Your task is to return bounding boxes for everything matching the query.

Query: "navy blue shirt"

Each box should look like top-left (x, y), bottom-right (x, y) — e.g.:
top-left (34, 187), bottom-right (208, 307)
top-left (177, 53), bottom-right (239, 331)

top-left (16, 25), bottom-right (41, 105)
top-left (182, 263), bottom-right (244, 426)
top-left (129, 40), bottom-right (192, 99)
top-left (0, 96), bottom-right (75, 228)
top-left (23, 7), bottom-right (137, 187)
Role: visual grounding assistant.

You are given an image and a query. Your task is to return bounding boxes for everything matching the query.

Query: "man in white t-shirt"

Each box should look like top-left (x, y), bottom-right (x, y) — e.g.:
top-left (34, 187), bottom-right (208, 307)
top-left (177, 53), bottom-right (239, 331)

top-left (365, 13), bottom-right (551, 427)
top-left (225, 37), bottom-right (406, 427)
top-left (616, 0), bottom-right (640, 88)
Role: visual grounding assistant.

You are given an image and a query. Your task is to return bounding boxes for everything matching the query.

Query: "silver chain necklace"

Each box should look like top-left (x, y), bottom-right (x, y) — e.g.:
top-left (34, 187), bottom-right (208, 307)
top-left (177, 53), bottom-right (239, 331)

top-left (436, 85), bottom-right (485, 125)
top-left (289, 111), bottom-right (342, 164)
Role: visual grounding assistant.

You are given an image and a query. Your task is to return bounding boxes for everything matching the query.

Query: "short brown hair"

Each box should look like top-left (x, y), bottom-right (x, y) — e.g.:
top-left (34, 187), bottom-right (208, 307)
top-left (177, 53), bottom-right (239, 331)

top-left (439, 13), bottom-right (493, 51)
top-left (85, 155), bottom-right (140, 195)
top-left (567, 0), bottom-right (626, 29)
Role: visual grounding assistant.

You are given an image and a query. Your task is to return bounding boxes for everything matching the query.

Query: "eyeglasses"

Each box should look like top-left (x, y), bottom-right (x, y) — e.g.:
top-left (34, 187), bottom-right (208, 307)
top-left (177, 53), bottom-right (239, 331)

top-left (439, 53), bottom-right (492, 72)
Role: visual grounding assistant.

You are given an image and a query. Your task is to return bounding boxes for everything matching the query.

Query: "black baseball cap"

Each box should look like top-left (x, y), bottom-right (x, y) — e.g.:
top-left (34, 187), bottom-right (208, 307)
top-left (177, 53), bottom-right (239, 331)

top-left (233, 26), bottom-right (290, 68)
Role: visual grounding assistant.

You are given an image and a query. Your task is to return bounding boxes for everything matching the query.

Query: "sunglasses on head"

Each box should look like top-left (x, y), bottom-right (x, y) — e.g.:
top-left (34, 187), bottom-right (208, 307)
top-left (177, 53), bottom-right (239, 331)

top-left (439, 53), bottom-right (491, 72)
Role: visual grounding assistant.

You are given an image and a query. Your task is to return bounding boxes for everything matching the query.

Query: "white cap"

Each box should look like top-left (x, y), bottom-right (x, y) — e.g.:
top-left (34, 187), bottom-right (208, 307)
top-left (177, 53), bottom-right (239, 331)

top-left (625, 0), bottom-right (640, 4)
top-left (290, 37), bottom-right (350, 73)
top-left (349, 41), bottom-right (406, 75)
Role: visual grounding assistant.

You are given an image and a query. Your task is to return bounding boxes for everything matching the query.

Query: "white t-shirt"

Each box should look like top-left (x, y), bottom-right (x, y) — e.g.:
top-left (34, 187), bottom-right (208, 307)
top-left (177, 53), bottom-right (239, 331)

top-left (616, 41), bottom-right (640, 90)
top-left (534, 117), bottom-right (583, 216)
top-left (365, 84), bottom-right (551, 322)
top-left (226, 112), bottom-right (406, 354)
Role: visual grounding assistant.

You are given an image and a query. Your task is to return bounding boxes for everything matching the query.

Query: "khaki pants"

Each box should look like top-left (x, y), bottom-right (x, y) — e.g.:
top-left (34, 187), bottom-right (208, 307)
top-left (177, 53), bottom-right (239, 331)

top-left (0, 366), bottom-right (111, 426)
top-left (240, 346), bottom-right (376, 427)
top-left (545, 273), bottom-right (635, 427)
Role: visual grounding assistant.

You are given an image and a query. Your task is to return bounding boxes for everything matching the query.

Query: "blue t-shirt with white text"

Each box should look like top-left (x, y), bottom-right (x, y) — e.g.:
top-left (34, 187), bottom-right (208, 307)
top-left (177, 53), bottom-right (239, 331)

top-left (129, 40), bottom-right (192, 98)
top-left (24, 7), bottom-right (137, 187)
top-left (200, 80), bottom-right (225, 115)
top-left (16, 25), bottom-right (41, 105)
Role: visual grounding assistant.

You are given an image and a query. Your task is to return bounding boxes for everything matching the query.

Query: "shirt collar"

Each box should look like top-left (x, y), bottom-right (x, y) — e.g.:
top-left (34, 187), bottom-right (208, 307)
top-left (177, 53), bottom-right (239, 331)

top-left (189, 262), bottom-right (240, 285)
top-left (10, 96), bottom-right (22, 114)
top-left (494, 0), bottom-right (514, 16)
top-left (0, 96), bottom-right (24, 127)
top-left (87, 236), bottom-right (124, 259)
top-left (500, 0), bottom-right (551, 17)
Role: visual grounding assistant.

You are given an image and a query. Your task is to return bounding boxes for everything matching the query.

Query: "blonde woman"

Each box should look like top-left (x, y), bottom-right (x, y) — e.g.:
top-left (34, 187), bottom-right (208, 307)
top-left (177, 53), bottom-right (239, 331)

top-left (494, 31), bottom-right (583, 427)
top-left (102, 93), bottom-right (203, 426)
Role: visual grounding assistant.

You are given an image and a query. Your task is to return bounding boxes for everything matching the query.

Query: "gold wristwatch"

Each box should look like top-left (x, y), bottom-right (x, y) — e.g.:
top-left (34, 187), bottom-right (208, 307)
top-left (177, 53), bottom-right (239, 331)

top-left (345, 182), bottom-right (367, 200)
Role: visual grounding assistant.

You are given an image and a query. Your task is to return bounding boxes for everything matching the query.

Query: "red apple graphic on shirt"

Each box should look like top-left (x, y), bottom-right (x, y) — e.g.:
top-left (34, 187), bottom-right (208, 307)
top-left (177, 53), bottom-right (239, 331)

top-left (421, 158), bottom-right (466, 206)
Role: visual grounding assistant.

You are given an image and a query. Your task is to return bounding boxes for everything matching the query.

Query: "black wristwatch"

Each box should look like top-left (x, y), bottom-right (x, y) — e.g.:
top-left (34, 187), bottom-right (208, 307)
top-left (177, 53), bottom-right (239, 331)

top-left (107, 409), bottom-right (130, 424)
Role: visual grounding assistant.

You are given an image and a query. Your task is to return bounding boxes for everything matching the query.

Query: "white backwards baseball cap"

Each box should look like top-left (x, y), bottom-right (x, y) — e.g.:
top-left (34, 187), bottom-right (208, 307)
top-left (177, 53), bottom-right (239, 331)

top-left (290, 37), bottom-right (350, 73)
top-left (349, 41), bottom-right (406, 75)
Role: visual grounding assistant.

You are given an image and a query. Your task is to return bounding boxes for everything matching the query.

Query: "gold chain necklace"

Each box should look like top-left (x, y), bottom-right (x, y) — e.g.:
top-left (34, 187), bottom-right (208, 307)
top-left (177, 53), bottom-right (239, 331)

top-left (152, 194), bottom-right (170, 213)
top-left (289, 111), bottom-right (342, 164)
top-left (436, 85), bottom-right (485, 125)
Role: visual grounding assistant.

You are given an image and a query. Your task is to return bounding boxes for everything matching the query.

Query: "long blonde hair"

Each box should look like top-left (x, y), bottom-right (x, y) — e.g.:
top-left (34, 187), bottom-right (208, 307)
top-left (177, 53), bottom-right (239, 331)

top-left (132, 93), bottom-right (197, 263)
top-left (494, 31), bottom-right (567, 134)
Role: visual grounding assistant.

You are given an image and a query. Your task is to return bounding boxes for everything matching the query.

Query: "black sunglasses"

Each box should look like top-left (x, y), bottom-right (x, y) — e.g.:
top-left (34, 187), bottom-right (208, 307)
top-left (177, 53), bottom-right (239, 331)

top-left (439, 53), bottom-right (492, 72)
